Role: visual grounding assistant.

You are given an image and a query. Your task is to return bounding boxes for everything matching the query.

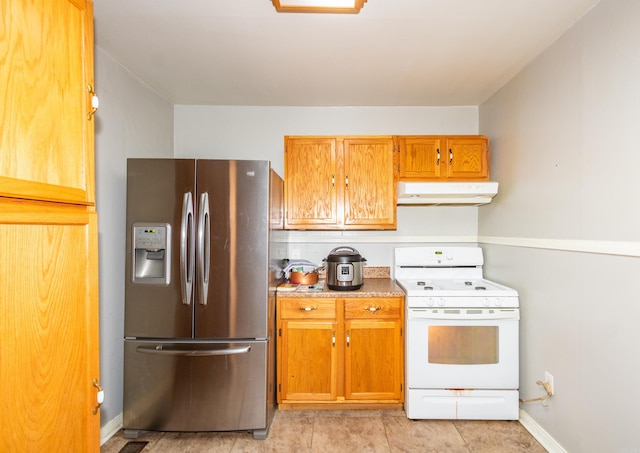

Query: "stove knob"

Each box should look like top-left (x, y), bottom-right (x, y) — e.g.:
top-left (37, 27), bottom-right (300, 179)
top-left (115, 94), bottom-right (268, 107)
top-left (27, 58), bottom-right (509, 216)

top-left (437, 298), bottom-right (446, 307)
top-left (483, 298), bottom-right (491, 307)
top-left (427, 298), bottom-right (435, 307)
top-left (494, 297), bottom-right (503, 307)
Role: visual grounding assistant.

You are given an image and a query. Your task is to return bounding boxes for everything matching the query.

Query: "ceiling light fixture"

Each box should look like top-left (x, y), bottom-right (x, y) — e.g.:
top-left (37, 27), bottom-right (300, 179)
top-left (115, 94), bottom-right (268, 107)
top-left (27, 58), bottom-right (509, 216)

top-left (271, 0), bottom-right (368, 14)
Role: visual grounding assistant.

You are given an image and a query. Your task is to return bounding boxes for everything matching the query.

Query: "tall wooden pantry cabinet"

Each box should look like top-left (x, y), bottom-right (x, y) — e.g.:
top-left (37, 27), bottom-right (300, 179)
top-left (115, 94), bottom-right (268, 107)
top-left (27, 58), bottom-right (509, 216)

top-left (0, 1), bottom-right (101, 451)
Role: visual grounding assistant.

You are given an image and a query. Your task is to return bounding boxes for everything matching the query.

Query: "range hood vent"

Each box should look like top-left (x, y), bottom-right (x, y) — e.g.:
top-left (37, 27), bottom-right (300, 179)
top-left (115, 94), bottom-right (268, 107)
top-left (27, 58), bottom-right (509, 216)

top-left (397, 181), bottom-right (499, 206)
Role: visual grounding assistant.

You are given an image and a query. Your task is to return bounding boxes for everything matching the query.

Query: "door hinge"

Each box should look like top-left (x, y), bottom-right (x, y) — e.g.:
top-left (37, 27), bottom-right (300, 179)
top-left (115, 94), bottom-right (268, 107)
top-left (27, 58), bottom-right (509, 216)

top-left (279, 328), bottom-right (282, 337)
top-left (278, 384), bottom-right (281, 392)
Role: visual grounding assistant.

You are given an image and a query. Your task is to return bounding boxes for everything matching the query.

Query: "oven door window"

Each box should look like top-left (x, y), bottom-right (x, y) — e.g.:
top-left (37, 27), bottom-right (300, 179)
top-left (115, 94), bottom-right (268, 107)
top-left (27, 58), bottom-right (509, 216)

top-left (428, 326), bottom-right (498, 365)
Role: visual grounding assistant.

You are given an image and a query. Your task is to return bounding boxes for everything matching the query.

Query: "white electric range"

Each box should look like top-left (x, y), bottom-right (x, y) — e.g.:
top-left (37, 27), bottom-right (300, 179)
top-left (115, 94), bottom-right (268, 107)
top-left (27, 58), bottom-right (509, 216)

top-left (395, 246), bottom-right (520, 420)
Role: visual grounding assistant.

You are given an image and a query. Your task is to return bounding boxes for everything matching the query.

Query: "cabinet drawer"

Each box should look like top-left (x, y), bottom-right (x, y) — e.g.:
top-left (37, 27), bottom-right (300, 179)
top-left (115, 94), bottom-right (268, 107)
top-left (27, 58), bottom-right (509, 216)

top-left (344, 298), bottom-right (401, 319)
top-left (279, 298), bottom-right (336, 319)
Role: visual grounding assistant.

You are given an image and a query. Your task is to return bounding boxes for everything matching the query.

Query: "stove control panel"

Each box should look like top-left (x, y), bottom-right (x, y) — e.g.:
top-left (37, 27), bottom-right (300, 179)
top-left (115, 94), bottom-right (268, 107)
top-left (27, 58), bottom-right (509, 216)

top-left (425, 297), bottom-right (446, 307)
top-left (408, 296), bottom-right (519, 309)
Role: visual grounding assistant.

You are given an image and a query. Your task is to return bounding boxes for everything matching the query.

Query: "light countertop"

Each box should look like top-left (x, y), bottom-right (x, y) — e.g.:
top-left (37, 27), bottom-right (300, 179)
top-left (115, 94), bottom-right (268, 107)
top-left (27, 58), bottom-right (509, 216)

top-left (276, 266), bottom-right (405, 298)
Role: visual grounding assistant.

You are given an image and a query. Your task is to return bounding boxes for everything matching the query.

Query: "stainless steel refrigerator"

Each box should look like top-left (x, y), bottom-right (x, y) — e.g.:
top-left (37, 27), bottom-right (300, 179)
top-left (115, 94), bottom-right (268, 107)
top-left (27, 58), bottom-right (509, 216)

top-left (123, 159), bottom-right (283, 440)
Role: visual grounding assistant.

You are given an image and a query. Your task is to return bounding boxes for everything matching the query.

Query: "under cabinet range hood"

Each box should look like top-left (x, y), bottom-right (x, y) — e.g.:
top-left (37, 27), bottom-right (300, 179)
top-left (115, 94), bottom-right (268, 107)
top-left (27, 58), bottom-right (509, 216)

top-left (397, 181), bottom-right (499, 206)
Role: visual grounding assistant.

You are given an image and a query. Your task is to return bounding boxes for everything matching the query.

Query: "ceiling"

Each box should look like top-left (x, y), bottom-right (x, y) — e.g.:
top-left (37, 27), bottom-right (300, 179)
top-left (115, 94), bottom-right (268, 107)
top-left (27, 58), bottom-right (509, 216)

top-left (93, 0), bottom-right (600, 106)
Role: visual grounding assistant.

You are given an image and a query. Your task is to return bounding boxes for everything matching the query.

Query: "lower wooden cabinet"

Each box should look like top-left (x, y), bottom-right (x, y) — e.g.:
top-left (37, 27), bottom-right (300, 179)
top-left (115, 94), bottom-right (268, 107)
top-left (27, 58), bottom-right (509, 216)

top-left (278, 298), bottom-right (338, 402)
top-left (277, 296), bottom-right (403, 408)
top-left (345, 299), bottom-right (403, 401)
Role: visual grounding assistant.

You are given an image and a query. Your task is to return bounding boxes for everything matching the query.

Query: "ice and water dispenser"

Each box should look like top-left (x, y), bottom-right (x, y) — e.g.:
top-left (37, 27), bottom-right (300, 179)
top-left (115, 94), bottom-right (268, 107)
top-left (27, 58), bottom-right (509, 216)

top-left (132, 223), bottom-right (171, 285)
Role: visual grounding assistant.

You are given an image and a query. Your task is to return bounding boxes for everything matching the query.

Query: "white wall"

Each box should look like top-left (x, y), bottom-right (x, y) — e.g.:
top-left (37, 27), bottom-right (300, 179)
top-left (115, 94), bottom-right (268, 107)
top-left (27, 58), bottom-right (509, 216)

top-left (479, 0), bottom-right (640, 451)
top-left (174, 105), bottom-right (482, 266)
top-left (94, 47), bottom-right (173, 432)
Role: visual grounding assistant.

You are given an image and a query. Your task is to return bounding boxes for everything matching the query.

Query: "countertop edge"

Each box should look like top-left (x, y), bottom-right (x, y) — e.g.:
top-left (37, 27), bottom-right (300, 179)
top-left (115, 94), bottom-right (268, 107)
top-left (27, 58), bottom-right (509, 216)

top-left (275, 278), bottom-right (405, 298)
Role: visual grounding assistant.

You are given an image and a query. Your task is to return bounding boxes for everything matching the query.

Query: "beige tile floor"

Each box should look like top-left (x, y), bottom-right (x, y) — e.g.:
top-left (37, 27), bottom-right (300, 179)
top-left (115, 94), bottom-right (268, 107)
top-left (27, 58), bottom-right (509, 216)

top-left (101, 410), bottom-right (547, 453)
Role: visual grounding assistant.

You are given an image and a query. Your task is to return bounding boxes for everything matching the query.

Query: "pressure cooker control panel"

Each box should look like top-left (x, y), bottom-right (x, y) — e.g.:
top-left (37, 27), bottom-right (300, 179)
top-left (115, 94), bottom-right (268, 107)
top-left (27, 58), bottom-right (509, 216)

top-left (336, 263), bottom-right (354, 282)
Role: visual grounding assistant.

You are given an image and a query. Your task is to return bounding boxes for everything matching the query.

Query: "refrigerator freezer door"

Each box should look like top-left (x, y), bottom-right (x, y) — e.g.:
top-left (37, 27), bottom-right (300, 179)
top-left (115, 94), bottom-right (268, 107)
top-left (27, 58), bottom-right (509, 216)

top-left (195, 160), bottom-right (270, 339)
top-left (125, 159), bottom-right (196, 339)
top-left (123, 339), bottom-right (270, 433)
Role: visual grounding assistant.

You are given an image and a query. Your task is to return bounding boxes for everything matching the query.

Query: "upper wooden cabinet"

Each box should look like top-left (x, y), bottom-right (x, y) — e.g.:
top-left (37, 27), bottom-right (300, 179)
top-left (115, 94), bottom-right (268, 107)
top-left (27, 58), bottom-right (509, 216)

top-left (395, 135), bottom-right (490, 181)
top-left (0, 1), bottom-right (100, 451)
top-left (284, 136), bottom-right (396, 230)
top-left (0, 0), bottom-right (96, 205)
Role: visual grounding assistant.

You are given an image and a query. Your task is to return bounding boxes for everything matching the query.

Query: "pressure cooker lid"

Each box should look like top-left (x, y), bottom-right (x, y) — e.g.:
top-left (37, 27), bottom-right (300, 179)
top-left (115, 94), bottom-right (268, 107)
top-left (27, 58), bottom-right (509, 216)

top-left (325, 246), bottom-right (366, 263)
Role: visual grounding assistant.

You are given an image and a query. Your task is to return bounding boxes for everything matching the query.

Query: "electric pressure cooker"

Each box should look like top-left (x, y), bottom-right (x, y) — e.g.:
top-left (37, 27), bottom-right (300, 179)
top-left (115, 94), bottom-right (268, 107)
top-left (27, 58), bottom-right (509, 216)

top-left (324, 246), bottom-right (366, 291)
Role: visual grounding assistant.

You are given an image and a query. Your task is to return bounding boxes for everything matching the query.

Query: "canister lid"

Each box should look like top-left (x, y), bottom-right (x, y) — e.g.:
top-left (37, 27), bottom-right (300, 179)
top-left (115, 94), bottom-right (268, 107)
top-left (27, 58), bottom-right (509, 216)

top-left (325, 246), bottom-right (365, 263)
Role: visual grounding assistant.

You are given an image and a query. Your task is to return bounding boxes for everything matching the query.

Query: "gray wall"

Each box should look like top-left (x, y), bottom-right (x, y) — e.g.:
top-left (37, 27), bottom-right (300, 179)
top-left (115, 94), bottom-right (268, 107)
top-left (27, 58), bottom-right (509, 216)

top-left (94, 47), bottom-right (173, 435)
top-left (479, 0), bottom-right (640, 451)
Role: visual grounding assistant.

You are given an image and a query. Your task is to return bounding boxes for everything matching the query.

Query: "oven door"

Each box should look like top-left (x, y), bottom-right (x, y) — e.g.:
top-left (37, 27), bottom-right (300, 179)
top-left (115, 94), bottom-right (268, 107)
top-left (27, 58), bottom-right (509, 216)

top-left (406, 307), bottom-right (519, 389)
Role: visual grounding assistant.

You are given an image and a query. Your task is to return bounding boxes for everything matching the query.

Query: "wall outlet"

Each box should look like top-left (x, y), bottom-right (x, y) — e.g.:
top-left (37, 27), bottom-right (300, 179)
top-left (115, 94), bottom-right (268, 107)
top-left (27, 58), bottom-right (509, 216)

top-left (544, 371), bottom-right (554, 395)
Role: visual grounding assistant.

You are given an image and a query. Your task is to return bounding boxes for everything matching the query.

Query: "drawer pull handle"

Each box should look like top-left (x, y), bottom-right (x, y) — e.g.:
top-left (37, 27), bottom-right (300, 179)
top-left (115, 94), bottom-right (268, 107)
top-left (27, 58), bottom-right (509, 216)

top-left (300, 305), bottom-right (318, 311)
top-left (364, 306), bottom-right (382, 312)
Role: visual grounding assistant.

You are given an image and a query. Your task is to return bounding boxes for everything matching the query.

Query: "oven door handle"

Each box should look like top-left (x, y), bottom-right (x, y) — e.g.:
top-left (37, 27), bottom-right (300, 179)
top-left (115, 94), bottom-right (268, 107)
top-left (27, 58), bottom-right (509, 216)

top-left (408, 309), bottom-right (520, 321)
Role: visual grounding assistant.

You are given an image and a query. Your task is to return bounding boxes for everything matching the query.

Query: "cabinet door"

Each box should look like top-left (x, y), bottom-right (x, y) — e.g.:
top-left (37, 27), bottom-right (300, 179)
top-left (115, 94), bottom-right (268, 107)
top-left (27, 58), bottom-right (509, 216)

top-left (0, 0), bottom-right (95, 205)
top-left (445, 137), bottom-right (489, 180)
top-left (397, 136), bottom-right (443, 180)
top-left (0, 204), bottom-right (100, 452)
top-left (343, 137), bottom-right (396, 229)
top-left (284, 137), bottom-right (340, 228)
top-left (278, 320), bottom-right (338, 401)
top-left (344, 297), bottom-right (403, 401)
top-left (344, 319), bottom-right (403, 401)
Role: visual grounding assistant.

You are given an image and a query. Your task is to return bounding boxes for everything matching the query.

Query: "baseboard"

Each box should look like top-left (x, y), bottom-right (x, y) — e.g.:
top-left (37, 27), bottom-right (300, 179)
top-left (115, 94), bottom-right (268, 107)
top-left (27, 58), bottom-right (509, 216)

top-left (100, 412), bottom-right (123, 446)
top-left (519, 409), bottom-right (567, 453)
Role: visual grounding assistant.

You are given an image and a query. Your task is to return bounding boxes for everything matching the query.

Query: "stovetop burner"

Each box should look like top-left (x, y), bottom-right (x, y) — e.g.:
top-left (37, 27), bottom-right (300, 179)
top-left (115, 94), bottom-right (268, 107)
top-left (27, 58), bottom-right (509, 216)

top-left (394, 246), bottom-right (519, 308)
top-left (397, 278), bottom-right (515, 294)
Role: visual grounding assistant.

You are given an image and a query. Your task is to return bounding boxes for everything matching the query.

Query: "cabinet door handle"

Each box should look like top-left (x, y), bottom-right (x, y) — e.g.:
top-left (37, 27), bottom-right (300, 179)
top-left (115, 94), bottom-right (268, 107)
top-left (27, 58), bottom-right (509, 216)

top-left (346, 329), bottom-right (350, 347)
top-left (332, 330), bottom-right (336, 348)
top-left (449, 149), bottom-right (453, 165)
top-left (345, 174), bottom-right (349, 189)
top-left (331, 174), bottom-right (335, 188)
top-left (299, 305), bottom-right (318, 311)
top-left (92, 379), bottom-right (104, 415)
top-left (87, 85), bottom-right (99, 120)
top-left (436, 149), bottom-right (440, 166)
top-left (364, 306), bottom-right (382, 312)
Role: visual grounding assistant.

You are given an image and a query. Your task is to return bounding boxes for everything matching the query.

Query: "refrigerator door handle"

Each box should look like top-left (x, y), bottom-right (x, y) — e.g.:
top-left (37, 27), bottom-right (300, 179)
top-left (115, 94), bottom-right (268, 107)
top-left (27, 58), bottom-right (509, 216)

top-left (197, 192), bottom-right (211, 305)
top-left (180, 191), bottom-right (195, 305)
top-left (136, 345), bottom-right (251, 356)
